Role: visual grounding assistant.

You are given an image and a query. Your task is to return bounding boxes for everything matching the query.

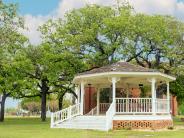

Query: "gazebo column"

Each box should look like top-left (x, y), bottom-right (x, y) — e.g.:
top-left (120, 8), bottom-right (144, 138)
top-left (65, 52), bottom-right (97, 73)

top-left (97, 88), bottom-right (100, 115)
top-left (75, 85), bottom-right (80, 104)
top-left (151, 78), bottom-right (156, 115)
top-left (167, 81), bottom-right (170, 114)
top-left (112, 77), bottom-right (117, 104)
top-left (80, 81), bottom-right (85, 115)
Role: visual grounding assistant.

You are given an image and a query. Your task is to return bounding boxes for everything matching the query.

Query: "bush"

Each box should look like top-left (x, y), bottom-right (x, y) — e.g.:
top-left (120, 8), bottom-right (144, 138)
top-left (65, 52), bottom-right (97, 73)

top-left (178, 103), bottom-right (184, 115)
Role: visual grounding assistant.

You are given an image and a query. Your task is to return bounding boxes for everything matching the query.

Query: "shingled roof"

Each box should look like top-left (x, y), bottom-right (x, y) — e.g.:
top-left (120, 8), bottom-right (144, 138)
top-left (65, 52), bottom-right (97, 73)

top-left (78, 61), bottom-right (157, 76)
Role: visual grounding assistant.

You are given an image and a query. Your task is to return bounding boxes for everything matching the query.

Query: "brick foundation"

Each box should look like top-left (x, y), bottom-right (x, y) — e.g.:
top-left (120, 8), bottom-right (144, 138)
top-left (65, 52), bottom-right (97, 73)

top-left (113, 120), bottom-right (173, 129)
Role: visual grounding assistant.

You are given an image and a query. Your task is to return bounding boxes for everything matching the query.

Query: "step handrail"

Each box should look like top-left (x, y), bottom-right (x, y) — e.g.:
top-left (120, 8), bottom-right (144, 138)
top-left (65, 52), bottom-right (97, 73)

top-left (86, 106), bottom-right (97, 115)
top-left (105, 102), bottom-right (115, 131)
top-left (51, 103), bottom-right (80, 128)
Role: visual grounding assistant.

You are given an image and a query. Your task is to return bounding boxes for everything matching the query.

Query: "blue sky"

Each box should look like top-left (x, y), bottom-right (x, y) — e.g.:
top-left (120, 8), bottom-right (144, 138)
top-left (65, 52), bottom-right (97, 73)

top-left (3, 0), bottom-right (60, 15)
top-left (3, 0), bottom-right (184, 16)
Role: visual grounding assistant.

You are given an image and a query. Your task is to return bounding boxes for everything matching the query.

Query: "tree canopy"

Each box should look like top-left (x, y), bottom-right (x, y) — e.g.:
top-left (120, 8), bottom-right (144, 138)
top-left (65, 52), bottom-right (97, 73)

top-left (0, 1), bottom-right (27, 122)
top-left (41, 4), bottom-right (184, 74)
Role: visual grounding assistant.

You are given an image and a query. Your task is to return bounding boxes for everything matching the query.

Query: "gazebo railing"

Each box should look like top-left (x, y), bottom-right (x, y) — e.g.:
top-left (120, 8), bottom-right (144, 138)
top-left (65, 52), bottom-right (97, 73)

top-left (116, 98), bottom-right (152, 114)
top-left (156, 99), bottom-right (169, 113)
top-left (100, 103), bottom-right (110, 113)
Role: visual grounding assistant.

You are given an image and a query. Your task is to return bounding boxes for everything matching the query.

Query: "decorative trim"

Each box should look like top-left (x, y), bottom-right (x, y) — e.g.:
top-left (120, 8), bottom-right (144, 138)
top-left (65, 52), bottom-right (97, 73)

top-left (73, 72), bottom-right (176, 83)
top-left (113, 120), bottom-right (173, 129)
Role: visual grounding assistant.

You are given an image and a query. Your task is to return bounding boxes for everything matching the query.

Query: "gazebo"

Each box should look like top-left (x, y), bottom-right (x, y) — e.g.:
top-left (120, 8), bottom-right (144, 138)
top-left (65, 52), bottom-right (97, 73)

top-left (51, 61), bottom-right (176, 131)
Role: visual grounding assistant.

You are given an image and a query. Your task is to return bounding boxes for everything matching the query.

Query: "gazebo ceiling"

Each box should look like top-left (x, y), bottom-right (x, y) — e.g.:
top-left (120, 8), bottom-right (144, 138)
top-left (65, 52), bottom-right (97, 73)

top-left (73, 61), bottom-right (176, 84)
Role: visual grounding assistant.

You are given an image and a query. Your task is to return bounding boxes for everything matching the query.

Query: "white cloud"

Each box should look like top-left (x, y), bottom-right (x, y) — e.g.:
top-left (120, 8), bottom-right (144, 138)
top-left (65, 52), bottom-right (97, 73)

top-left (22, 0), bottom-right (184, 45)
top-left (21, 15), bottom-right (50, 45)
top-left (129, 0), bottom-right (176, 15)
top-left (56, 0), bottom-right (85, 17)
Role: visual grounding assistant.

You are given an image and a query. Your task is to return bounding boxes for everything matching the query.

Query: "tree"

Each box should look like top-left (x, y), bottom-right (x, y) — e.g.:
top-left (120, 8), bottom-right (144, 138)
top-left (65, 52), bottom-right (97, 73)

top-left (41, 4), bottom-right (184, 75)
top-left (170, 75), bottom-right (184, 105)
top-left (0, 1), bottom-right (27, 122)
top-left (40, 4), bottom-right (133, 68)
top-left (122, 14), bottom-right (184, 74)
top-left (21, 98), bottom-right (41, 115)
top-left (15, 44), bottom-right (83, 121)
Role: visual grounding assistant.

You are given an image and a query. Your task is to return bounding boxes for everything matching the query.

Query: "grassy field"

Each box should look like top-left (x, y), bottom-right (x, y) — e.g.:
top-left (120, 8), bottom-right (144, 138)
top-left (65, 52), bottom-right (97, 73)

top-left (0, 117), bottom-right (184, 138)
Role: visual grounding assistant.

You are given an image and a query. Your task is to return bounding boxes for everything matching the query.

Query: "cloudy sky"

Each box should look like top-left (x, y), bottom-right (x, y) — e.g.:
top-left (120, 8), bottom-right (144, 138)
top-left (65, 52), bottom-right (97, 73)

top-left (2, 0), bottom-right (184, 108)
top-left (3, 0), bottom-right (184, 46)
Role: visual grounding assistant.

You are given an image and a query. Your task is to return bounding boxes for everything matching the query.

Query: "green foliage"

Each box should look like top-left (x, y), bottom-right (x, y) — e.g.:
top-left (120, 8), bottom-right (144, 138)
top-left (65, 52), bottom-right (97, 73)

top-left (178, 103), bottom-right (184, 115)
top-left (20, 98), bottom-right (41, 113)
top-left (100, 88), bottom-right (111, 103)
top-left (14, 43), bottom-right (84, 96)
top-left (41, 4), bottom-right (184, 73)
top-left (140, 86), bottom-right (150, 97)
top-left (0, 1), bottom-right (27, 98)
top-left (170, 75), bottom-right (184, 104)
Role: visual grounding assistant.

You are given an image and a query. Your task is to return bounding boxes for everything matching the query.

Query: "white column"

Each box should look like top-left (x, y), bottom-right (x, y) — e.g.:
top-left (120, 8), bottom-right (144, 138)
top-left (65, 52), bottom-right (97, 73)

top-left (167, 81), bottom-right (170, 114)
top-left (75, 85), bottom-right (80, 104)
top-left (112, 77), bottom-right (117, 103)
top-left (97, 88), bottom-right (100, 115)
top-left (151, 78), bottom-right (156, 115)
top-left (80, 81), bottom-right (85, 115)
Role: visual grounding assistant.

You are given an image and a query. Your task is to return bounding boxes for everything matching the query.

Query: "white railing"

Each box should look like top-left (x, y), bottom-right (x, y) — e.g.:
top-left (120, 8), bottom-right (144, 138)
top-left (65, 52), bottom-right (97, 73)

top-left (156, 99), bottom-right (169, 113)
top-left (106, 102), bottom-right (115, 131)
top-left (51, 103), bottom-right (80, 128)
top-left (86, 106), bottom-right (97, 115)
top-left (116, 98), bottom-right (152, 114)
top-left (100, 103), bottom-right (110, 113)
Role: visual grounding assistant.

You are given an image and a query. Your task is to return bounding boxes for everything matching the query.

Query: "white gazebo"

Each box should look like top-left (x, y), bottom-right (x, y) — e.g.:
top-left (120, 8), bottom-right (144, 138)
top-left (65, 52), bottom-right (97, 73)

top-left (51, 61), bottom-right (176, 131)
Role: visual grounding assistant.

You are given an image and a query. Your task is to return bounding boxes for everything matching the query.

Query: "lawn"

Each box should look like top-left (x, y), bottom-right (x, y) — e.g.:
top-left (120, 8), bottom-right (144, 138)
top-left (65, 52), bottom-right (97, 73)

top-left (0, 117), bottom-right (184, 138)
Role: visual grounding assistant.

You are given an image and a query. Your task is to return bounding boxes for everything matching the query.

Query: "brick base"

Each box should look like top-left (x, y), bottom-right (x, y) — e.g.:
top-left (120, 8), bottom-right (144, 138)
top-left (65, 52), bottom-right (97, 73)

top-left (113, 120), bottom-right (173, 130)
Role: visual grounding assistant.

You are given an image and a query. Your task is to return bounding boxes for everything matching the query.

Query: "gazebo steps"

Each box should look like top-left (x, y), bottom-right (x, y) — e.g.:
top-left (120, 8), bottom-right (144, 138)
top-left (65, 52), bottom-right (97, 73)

top-left (53, 116), bottom-right (107, 131)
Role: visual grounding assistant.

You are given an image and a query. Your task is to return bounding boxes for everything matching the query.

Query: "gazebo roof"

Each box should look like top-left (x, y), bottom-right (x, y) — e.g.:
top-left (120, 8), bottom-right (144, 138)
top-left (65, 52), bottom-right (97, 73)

top-left (73, 61), bottom-right (176, 83)
top-left (79, 61), bottom-right (156, 75)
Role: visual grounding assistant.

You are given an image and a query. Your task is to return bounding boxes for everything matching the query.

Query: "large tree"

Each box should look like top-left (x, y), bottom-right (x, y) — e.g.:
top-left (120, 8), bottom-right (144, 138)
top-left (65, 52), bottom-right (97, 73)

top-left (0, 1), bottom-right (27, 122)
top-left (40, 4), bottom-right (133, 68)
top-left (41, 4), bottom-right (184, 74)
top-left (122, 14), bottom-right (184, 74)
top-left (15, 44), bottom-right (83, 121)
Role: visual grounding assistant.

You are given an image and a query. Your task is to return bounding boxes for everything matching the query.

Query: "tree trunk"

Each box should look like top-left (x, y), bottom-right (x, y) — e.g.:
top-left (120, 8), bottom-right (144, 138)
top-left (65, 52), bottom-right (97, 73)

top-left (40, 79), bottom-right (49, 122)
top-left (0, 94), bottom-right (7, 122)
top-left (58, 94), bottom-right (64, 110)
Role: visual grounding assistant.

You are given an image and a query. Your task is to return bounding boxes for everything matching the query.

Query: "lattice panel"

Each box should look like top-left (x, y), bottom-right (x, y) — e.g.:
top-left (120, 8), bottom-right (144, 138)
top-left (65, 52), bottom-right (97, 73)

top-left (113, 120), bottom-right (173, 129)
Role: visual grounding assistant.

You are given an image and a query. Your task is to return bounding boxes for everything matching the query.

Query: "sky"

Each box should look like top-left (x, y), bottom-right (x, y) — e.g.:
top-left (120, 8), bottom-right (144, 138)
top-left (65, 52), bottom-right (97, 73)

top-left (2, 0), bottom-right (184, 108)
top-left (3, 0), bottom-right (184, 45)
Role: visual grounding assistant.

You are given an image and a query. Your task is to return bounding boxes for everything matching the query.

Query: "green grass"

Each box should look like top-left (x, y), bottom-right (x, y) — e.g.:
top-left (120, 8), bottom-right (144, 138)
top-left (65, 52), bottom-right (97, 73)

top-left (0, 117), bottom-right (184, 138)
